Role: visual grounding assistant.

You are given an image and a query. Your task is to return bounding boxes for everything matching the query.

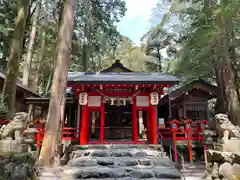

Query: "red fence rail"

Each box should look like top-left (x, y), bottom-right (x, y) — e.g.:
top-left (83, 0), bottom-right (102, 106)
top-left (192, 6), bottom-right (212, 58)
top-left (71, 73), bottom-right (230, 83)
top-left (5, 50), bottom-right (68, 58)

top-left (34, 127), bottom-right (80, 150)
top-left (2, 118), bottom-right (207, 162)
top-left (158, 119), bottom-right (207, 162)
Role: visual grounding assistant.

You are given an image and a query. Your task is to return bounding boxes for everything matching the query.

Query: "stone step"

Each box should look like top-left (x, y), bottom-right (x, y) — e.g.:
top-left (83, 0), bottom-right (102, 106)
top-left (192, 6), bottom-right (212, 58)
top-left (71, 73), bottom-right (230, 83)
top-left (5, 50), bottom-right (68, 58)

top-left (68, 156), bottom-right (173, 168)
top-left (39, 165), bottom-right (182, 179)
top-left (38, 144), bottom-right (182, 179)
top-left (72, 144), bottom-right (163, 151)
top-left (71, 148), bottom-right (166, 158)
top-left (63, 166), bottom-right (182, 179)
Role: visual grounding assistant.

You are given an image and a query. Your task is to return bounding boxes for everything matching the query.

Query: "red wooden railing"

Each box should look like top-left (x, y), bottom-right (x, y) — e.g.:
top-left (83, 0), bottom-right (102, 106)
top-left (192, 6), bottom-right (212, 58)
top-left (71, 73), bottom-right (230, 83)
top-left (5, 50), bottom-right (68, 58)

top-left (1, 118), bottom-right (207, 162)
top-left (158, 119), bottom-right (207, 162)
top-left (34, 127), bottom-right (80, 150)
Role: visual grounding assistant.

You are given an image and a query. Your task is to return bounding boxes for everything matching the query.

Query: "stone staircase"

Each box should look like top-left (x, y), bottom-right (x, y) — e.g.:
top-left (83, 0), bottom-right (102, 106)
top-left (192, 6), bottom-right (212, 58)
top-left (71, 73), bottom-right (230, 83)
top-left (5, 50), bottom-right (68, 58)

top-left (38, 144), bottom-right (182, 180)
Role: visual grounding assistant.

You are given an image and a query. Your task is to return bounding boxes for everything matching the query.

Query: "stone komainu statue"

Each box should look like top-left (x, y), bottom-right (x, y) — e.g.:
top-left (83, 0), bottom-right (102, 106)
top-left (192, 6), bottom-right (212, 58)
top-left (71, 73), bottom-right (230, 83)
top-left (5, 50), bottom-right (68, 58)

top-left (215, 113), bottom-right (240, 141)
top-left (0, 112), bottom-right (28, 140)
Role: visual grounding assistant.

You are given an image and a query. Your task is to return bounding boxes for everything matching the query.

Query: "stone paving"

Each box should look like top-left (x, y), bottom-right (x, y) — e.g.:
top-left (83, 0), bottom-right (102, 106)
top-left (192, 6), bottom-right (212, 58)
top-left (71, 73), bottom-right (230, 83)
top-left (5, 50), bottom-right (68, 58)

top-left (181, 162), bottom-right (205, 180)
top-left (38, 144), bottom-right (183, 180)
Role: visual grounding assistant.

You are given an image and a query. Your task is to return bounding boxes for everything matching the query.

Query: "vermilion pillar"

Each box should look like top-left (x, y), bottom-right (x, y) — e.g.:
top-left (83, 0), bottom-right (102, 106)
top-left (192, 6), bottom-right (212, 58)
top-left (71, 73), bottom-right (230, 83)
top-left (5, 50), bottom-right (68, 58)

top-left (150, 105), bottom-right (158, 144)
top-left (100, 98), bottom-right (105, 143)
top-left (80, 106), bottom-right (88, 145)
top-left (132, 96), bottom-right (138, 142)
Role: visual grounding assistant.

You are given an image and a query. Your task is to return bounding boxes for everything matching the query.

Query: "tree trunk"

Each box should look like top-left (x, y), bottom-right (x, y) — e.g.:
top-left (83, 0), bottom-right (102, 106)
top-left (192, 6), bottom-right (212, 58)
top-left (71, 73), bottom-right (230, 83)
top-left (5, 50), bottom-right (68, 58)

top-left (44, 1), bottom-right (64, 96)
top-left (82, 22), bottom-right (90, 71)
top-left (214, 57), bottom-right (226, 113)
top-left (215, 0), bottom-right (240, 125)
top-left (216, 54), bottom-right (240, 125)
top-left (38, 0), bottom-right (77, 166)
top-left (157, 47), bottom-right (162, 72)
top-left (33, 0), bottom-right (48, 92)
top-left (23, 0), bottom-right (41, 87)
top-left (1, 0), bottom-right (30, 115)
top-left (218, 35), bottom-right (240, 125)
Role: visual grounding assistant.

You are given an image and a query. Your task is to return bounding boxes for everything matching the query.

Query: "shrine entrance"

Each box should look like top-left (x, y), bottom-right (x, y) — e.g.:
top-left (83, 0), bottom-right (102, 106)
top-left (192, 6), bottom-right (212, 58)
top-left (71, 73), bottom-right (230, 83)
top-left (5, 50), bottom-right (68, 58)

top-left (89, 103), bottom-right (133, 142)
top-left (104, 103), bottom-right (132, 140)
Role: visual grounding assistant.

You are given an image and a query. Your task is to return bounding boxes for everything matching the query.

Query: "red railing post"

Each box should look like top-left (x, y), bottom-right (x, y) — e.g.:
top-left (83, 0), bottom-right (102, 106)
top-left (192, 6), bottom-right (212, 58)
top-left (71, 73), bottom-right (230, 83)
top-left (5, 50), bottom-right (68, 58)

top-left (36, 131), bottom-right (41, 151)
top-left (172, 128), bottom-right (178, 161)
top-left (186, 128), bottom-right (193, 162)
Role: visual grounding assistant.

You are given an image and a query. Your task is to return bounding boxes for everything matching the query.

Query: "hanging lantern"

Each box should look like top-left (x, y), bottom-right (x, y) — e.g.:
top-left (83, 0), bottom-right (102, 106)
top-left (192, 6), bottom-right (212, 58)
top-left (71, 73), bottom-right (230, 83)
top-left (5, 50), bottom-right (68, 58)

top-left (150, 92), bottom-right (159, 105)
top-left (79, 92), bottom-right (88, 105)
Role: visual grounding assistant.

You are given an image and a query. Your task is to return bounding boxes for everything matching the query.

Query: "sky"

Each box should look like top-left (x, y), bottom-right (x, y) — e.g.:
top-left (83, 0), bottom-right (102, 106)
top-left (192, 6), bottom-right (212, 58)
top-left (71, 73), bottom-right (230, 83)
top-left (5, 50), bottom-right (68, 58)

top-left (117, 0), bottom-right (159, 45)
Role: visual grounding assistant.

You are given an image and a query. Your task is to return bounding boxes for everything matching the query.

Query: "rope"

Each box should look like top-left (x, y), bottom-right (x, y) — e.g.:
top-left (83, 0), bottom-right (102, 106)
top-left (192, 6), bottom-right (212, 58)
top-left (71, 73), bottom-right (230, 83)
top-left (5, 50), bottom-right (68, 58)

top-left (96, 89), bottom-right (141, 104)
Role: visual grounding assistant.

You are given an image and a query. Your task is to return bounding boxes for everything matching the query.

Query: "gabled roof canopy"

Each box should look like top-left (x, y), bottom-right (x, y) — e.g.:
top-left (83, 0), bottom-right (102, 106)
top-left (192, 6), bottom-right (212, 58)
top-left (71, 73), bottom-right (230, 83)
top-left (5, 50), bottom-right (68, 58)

top-left (67, 72), bottom-right (179, 85)
top-left (101, 59), bottom-right (133, 72)
top-left (159, 79), bottom-right (219, 106)
top-left (67, 59), bottom-right (180, 85)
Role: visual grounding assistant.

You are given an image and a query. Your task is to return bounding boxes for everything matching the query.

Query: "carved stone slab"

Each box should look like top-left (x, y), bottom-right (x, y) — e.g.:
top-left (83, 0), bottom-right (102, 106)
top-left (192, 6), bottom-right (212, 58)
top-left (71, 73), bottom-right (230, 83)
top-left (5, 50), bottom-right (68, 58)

top-left (0, 140), bottom-right (28, 152)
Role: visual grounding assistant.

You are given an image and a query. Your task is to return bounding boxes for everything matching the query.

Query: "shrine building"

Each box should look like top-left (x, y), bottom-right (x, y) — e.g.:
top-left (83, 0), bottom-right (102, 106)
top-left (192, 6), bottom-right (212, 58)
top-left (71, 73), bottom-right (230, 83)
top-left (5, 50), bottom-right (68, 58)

top-left (25, 60), bottom-right (179, 145)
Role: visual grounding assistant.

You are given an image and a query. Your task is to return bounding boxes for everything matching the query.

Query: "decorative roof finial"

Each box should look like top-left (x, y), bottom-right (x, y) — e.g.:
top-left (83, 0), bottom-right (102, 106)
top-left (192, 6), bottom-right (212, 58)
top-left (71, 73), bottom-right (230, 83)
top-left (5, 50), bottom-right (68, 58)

top-left (115, 59), bottom-right (121, 64)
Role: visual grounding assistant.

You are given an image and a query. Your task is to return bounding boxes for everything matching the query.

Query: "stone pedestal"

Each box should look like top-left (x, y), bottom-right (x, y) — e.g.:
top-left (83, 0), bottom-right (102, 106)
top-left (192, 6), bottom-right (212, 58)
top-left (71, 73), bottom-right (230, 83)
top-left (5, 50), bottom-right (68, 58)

top-left (0, 140), bottom-right (28, 153)
top-left (0, 152), bottom-right (36, 180)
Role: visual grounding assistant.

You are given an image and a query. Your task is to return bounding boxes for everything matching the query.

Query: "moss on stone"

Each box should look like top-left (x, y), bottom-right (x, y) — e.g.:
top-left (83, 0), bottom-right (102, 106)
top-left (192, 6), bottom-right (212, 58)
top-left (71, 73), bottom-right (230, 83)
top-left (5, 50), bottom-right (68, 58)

top-left (0, 151), bottom-right (19, 157)
top-left (0, 151), bottom-right (37, 180)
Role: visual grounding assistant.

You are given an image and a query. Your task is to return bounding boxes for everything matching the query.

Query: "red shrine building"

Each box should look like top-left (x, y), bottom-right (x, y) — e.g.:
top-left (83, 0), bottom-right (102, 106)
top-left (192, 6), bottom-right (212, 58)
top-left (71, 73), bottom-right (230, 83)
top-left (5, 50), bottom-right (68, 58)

top-left (25, 60), bottom-right (179, 145)
top-left (67, 60), bottom-right (179, 145)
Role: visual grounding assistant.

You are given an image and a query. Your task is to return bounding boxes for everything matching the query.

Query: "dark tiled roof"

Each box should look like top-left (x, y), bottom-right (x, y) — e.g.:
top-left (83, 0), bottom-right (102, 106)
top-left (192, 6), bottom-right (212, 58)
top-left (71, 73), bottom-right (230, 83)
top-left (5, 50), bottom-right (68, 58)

top-left (0, 71), bottom-right (40, 97)
top-left (67, 72), bottom-right (180, 84)
top-left (101, 60), bottom-right (133, 72)
top-left (159, 79), bottom-right (219, 106)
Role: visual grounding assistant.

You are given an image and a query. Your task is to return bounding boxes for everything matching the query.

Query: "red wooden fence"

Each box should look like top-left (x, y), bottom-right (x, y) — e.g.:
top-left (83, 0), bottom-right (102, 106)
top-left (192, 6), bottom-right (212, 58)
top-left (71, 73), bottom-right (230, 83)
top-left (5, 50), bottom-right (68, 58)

top-left (158, 119), bottom-right (207, 162)
top-left (0, 119), bottom-right (208, 162)
top-left (34, 127), bottom-right (80, 150)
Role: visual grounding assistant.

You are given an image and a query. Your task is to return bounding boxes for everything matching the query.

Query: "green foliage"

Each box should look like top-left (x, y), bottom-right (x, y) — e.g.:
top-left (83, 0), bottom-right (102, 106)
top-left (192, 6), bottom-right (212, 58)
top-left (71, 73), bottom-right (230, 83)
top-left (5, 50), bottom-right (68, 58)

top-left (68, 0), bottom-right (127, 72)
top-left (0, 0), bottom-right (18, 69)
top-left (0, 0), bottom-right (127, 95)
top-left (144, 0), bottom-right (240, 83)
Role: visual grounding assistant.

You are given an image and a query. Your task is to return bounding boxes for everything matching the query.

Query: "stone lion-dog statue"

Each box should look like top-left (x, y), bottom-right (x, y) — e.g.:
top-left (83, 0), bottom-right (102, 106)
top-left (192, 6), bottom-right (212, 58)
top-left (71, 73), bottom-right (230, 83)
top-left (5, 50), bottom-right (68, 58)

top-left (0, 112), bottom-right (28, 140)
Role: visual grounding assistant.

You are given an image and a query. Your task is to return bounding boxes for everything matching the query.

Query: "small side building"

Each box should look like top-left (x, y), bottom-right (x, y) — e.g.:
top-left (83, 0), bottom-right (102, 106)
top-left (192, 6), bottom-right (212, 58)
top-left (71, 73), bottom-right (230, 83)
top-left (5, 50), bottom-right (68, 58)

top-left (0, 72), bottom-right (40, 112)
top-left (158, 79), bottom-right (219, 123)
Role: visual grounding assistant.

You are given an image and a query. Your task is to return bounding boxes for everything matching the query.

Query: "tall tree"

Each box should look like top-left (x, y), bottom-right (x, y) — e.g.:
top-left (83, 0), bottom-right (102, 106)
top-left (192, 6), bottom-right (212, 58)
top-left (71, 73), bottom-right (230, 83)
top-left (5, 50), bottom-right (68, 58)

top-left (141, 0), bottom-right (187, 72)
top-left (38, 0), bottom-right (77, 166)
top-left (216, 0), bottom-right (240, 125)
top-left (154, 0), bottom-right (240, 124)
top-left (23, 0), bottom-right (41, 86)
top-left (33, 0), bottom-right (48, 92)
top-left (1, 0), bottom-right (30, 115)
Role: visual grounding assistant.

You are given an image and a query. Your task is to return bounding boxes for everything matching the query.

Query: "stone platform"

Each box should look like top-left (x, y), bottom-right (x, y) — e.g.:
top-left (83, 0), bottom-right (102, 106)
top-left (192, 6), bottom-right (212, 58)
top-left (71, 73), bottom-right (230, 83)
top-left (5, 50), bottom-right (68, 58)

top-left (38, 144), bottom-right (182, 180)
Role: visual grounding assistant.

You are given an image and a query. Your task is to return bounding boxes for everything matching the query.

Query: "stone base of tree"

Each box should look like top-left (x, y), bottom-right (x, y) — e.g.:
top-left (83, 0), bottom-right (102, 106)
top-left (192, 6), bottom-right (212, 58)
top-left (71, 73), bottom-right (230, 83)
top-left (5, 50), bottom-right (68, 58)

top-left (0, 152), bottom-right (36, 180)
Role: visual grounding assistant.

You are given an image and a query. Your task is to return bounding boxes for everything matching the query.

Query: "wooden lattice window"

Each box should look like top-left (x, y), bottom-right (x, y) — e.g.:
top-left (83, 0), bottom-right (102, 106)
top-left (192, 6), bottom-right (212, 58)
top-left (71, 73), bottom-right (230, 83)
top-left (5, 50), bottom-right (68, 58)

top-left (184, 102), bottom-right (208, 120)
